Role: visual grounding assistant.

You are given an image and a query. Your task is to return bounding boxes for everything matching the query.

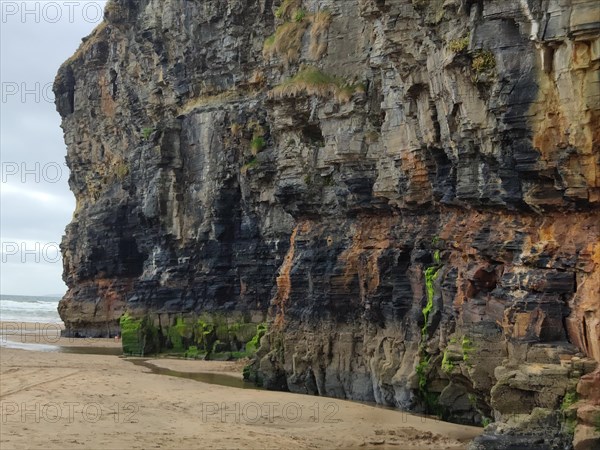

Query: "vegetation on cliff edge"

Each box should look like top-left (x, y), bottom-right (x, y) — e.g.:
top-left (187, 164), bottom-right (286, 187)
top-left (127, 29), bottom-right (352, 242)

top-left (270, 66), bottom-right (364, 103)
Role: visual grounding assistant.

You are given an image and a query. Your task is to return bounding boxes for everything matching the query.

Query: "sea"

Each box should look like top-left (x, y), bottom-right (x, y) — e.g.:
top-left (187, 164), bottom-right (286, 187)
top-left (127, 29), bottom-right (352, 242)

top-left (0, 294), bottom-right (62, 323)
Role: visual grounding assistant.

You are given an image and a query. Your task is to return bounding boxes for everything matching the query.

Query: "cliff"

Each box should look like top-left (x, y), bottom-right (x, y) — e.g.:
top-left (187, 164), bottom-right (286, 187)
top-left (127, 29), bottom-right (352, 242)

top-left (54, 0), bottom-right (600, 448)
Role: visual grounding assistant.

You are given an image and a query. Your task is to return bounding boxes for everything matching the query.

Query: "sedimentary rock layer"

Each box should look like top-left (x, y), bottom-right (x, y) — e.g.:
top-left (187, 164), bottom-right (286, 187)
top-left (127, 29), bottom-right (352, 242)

top-left (54, 0), bottom-right (599, 448)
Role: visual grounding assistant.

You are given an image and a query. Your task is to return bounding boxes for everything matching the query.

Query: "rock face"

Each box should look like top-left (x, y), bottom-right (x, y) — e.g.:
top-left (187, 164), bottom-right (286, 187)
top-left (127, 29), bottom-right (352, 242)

top-left (55, 0), bottom-right (599, 447)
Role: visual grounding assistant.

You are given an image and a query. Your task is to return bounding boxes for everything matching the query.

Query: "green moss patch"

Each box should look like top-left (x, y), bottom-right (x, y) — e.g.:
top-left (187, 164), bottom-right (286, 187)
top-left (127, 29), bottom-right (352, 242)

top-left (120, 313), bottom-right (145, 356)
top-left (119, 313), bottom-right (267, 361)
top-left (561, 391), bottom-right (578, 410)
top-left (422, 264), bottom-right (441, 339)
top-left (245, 323), bottom-right (267, 354)
top-left (461, 336), bottom-right (475, 364)
top-left (441, 349), bottom-right (454, 373)
top-left (416, 357), bottom-right (430, 393)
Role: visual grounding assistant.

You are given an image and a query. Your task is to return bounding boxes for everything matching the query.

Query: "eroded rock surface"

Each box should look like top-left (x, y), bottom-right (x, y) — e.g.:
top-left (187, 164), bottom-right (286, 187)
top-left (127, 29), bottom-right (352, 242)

top-left (55, 0), bottom-right (599, 447)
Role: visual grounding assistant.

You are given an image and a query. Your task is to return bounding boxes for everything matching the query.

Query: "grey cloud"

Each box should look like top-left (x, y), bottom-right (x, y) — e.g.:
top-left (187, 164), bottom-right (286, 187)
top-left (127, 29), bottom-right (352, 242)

top-left (1, 1), bottom-right (104, 295)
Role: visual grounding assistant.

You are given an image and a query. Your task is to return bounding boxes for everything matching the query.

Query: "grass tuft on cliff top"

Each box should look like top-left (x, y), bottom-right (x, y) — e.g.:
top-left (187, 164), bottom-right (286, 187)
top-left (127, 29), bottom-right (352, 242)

top-left (449, 35), bottom-right (469, 53)
top-left (275, 0), bottom-right (301, 20)
top-left (265, 6), bottom-right (333, 63)
top-left (250, 136), bottom-right (266, 154)
top-left (270, 66), bottom-right (363, 103)
top-left (115, 161), bottom-right (129, 181)
top-left (309, 11), bottom-right (332, 59)
top-left (471, 50), bottom-right (496, 73)
top-left (141, 127), bottom-right (155, 140)
top-left (263, 20), bottom-right (309, 64)
top-left (241, 157), bottom-right (259, 175)
top-left (293, 8), bottom-right (306, 22)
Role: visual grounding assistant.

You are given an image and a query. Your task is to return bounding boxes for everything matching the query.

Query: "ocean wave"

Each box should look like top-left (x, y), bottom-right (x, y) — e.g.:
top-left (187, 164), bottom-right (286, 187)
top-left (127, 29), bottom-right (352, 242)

top-left (0, 295), bottom-right (62, 303)
top-left (0, 295), bottom-right (61, 323)
top-left (0, 300), bottom-right (59, 310)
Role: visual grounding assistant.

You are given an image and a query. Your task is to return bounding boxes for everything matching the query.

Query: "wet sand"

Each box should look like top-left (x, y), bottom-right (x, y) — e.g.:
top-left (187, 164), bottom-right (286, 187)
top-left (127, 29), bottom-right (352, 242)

top-left (0, 322), bottom-right (482, 449)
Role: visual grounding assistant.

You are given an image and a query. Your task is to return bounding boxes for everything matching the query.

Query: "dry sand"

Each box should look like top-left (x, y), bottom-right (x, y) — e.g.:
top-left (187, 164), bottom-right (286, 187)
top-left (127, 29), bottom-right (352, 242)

top-left (0, 322), bottom-right (482, 449)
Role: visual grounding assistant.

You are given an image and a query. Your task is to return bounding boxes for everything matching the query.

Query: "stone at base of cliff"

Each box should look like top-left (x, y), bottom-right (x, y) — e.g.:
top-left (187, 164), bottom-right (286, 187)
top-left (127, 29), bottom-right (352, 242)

top-left (469, 409), bottom-right (572, 450)
top-left (257, 352), bottom-right (289, 391)
top-left (577, 369), bottom-right (600, 406)
top-left (573, 368), bottom-right (600, 449)
top-left (573, 424), bottom-right (600, 450)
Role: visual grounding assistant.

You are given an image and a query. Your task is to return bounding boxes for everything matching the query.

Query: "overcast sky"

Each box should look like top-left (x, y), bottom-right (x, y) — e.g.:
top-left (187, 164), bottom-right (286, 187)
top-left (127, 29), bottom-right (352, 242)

top-left (1, 1), bottom-right (107, 295)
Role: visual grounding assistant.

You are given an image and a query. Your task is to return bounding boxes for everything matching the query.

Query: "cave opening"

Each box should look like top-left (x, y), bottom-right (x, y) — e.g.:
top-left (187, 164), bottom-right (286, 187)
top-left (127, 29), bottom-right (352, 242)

top-left (301, 123), bottom-right (324, 145)
top-left (118, 237), bottom-right (146, 276)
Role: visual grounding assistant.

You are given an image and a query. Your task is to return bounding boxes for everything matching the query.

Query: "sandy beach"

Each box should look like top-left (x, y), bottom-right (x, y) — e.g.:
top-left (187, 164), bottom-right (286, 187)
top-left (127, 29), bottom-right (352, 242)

top-left (0, 322), bottom-right (482, 449)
